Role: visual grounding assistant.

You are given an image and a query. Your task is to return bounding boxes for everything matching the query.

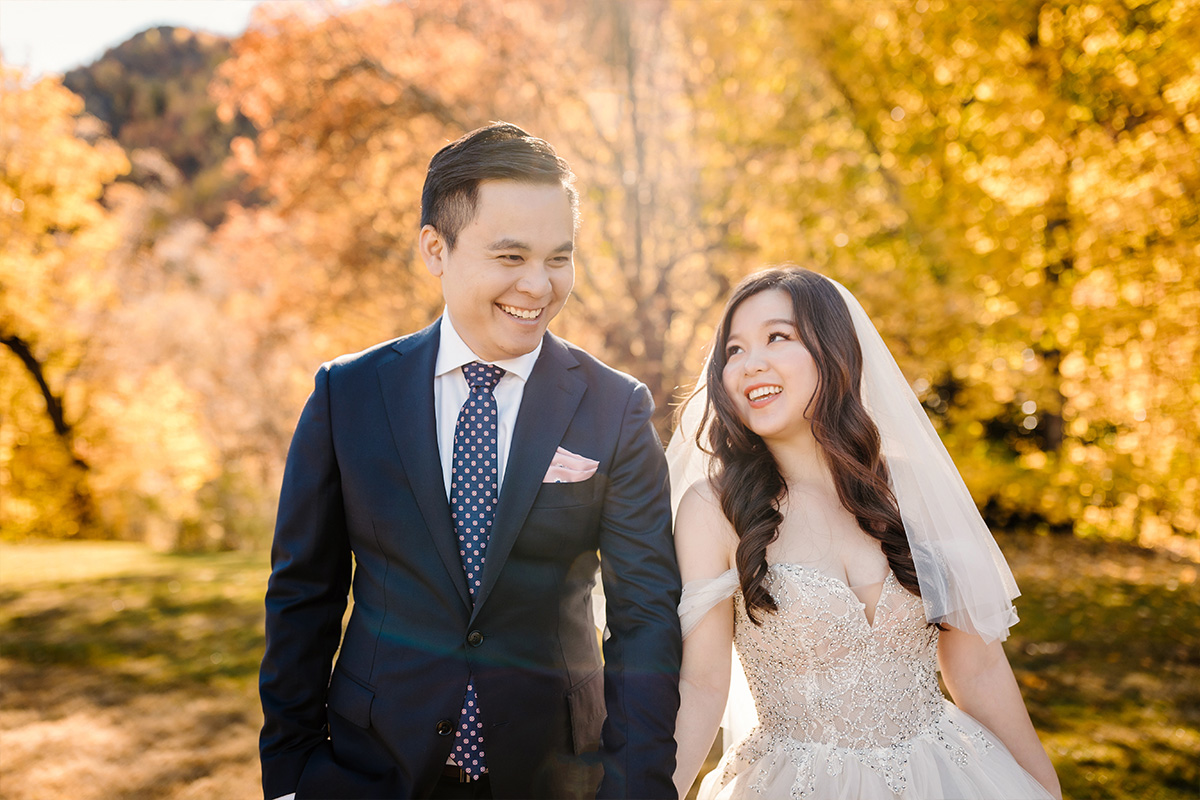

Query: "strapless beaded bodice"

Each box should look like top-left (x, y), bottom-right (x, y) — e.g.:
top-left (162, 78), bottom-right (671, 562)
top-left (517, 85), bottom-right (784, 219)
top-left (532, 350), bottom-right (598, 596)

top-left (734, 564), bottom-right (941, 750)
top-left (679, 563), bottom-right (1054, 798)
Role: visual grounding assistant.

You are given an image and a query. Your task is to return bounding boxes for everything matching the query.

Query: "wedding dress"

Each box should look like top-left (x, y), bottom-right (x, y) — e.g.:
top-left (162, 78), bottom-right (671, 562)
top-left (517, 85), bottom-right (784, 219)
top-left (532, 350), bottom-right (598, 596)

top-left (679, 564), bottom-right (1055, 800)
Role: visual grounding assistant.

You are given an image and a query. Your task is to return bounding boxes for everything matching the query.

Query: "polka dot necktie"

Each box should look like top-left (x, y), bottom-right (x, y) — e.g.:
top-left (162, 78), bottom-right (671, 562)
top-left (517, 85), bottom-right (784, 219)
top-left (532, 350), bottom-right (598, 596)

top-left (449, 361), bottom-right (505, 779)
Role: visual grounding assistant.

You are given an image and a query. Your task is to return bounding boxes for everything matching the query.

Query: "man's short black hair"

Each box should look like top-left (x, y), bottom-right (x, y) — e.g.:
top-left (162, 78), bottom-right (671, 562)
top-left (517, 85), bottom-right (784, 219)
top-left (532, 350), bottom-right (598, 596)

top-left (420, 122), bottom-right (579, 250)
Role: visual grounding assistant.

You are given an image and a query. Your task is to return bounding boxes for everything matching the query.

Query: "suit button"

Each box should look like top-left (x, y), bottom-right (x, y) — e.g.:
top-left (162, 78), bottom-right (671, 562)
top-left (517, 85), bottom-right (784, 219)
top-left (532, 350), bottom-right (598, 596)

top-left (467, 630), bottom-right (484, 647)
top-left (436, 719), bottom-right (454, 736)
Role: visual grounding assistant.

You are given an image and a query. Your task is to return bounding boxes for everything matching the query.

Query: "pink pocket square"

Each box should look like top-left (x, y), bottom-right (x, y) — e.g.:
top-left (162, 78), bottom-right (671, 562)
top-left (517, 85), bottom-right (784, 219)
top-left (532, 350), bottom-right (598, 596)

top-left (543, 447), bottom-right (599, 483)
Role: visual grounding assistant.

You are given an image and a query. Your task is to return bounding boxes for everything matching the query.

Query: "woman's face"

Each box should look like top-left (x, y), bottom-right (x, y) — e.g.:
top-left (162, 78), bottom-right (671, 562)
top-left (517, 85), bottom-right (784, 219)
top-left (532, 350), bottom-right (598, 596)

top-left (720, 289), bottom-right (820, 443)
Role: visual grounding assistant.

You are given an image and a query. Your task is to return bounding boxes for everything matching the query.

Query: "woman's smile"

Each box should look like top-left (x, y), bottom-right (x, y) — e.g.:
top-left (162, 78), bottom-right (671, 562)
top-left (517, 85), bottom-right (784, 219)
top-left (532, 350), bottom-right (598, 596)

top-left (745, 383), bottom-right (784, 407)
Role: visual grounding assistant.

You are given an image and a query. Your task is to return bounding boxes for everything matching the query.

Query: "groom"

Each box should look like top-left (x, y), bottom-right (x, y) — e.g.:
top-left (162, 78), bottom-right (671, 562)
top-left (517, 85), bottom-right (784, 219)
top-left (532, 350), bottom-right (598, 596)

top-left (259, 123), bottom-right (682, 800)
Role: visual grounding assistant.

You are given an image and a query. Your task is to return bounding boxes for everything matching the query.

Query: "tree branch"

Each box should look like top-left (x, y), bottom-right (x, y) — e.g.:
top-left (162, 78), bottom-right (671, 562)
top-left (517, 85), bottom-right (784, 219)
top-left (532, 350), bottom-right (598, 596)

top-left (0, 331), bottom-right (89, 471)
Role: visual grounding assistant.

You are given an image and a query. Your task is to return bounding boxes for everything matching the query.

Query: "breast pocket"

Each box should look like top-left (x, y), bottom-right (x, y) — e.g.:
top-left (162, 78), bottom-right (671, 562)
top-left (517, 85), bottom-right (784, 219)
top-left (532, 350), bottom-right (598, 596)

top-left (532, 476), bottom-right (601, 509)
top-left (515, 478), bottom-right (604, 560)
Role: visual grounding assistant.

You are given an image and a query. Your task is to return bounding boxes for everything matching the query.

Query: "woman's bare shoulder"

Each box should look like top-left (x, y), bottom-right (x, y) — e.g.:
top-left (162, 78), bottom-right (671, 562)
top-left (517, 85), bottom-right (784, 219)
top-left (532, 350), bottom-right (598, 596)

top-left (676, 478), bottom-right (738, 556)
top-left (682, 476), bottom-right (719, 506)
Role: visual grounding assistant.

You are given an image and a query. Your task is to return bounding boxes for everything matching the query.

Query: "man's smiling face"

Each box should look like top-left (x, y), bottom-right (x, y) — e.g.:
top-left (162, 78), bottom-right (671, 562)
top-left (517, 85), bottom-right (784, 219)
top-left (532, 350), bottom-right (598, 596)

top-left (422, 179), bottom-right (575, 362)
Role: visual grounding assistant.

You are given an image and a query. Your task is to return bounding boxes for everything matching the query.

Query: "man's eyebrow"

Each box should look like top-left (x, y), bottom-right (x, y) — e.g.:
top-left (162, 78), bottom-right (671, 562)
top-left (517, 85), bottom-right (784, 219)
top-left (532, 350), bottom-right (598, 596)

top-left (486, 238), bottom-right (531, 251)
top-left (485, 239), bottom-right (575, 253)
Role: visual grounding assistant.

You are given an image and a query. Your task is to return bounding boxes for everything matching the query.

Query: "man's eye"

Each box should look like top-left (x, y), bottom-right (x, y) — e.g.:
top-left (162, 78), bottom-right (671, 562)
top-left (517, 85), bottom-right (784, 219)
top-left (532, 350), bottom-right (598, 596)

top-left (500, 254), bottom-right (523, 263)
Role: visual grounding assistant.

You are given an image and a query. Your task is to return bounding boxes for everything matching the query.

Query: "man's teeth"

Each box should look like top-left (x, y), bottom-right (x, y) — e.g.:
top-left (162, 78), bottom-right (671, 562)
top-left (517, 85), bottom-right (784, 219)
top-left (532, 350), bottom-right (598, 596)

top-left (749, 386), bottom-right (782, 401)
top-left (500, 304), bottom-right (540, 320)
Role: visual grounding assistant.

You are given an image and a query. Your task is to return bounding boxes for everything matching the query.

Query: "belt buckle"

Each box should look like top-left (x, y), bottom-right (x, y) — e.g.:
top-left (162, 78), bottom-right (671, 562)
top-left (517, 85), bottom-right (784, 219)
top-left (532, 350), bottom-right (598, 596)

top-left (444, 764), bottom-right (471, 783)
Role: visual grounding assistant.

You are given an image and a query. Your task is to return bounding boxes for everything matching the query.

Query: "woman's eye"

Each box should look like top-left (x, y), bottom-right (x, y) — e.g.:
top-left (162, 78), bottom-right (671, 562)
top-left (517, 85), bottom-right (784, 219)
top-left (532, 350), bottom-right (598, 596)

top-left (768, 332), bottom-right (791, 343)
top-left (725, 345), bottom-right (743, 357)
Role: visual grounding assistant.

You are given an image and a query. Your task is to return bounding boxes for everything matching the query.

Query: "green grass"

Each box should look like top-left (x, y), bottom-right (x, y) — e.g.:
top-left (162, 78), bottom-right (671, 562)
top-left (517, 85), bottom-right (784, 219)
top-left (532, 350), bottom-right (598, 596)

top-left (1000, 533), bottom-right (1200, 799)
top-left (1, 541), bottom-right (270, 800)
top-left (1, 542), bottom-right (268, 690)
top-left (2, 536), bottom-right (1198, 799)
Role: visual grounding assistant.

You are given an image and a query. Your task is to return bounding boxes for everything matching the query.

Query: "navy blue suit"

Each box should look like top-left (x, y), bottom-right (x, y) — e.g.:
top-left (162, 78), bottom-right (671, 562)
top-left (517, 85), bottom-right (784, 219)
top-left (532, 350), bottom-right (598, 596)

top-left (259, 320), bottom-right (682, 799)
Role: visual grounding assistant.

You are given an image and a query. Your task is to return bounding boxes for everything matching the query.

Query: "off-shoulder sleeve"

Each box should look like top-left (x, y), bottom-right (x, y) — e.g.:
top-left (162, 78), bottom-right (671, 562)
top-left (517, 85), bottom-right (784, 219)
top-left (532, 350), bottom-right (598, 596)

top-left (678, 568), bottom-right (738, 639)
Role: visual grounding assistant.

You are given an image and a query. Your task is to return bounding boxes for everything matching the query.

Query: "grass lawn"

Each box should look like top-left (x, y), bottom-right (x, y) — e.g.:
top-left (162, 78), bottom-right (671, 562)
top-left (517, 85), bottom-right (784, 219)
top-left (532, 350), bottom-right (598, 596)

top-left (1, 534), bottom-right (1197, 799)
top-left (1000, 534), bottom-right (1200, 799)
top-left (0, 542), bottom-right (269, 800)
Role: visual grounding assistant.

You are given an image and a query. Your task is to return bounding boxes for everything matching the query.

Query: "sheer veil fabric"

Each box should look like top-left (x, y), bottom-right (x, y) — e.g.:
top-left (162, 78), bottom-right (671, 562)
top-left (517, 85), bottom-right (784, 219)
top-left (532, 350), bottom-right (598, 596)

top-left (667, 274), bottom-right (1022, 745)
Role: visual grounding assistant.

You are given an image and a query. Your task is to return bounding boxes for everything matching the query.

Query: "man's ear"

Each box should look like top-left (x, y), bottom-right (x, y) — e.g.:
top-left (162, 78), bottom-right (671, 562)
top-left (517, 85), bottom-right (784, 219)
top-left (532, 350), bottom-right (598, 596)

top-left (419, 225), bottom-right (446, 277)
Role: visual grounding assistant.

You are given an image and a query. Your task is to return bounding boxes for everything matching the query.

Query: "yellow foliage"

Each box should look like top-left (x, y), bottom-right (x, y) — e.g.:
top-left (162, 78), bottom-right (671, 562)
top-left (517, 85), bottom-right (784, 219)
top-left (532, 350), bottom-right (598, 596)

top-left (7, 0), bottom-right (1200, 549)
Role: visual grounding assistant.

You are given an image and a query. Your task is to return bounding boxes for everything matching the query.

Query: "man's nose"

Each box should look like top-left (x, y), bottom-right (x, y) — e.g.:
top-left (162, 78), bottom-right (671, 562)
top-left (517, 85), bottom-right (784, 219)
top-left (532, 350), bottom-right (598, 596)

top-left (516, 263), bottom-right (552, 296)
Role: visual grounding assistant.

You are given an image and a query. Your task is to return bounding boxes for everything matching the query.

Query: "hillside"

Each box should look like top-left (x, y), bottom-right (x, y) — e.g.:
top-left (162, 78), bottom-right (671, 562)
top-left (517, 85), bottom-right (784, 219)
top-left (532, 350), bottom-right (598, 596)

top-left (63, 26), bottom-right (258, 225)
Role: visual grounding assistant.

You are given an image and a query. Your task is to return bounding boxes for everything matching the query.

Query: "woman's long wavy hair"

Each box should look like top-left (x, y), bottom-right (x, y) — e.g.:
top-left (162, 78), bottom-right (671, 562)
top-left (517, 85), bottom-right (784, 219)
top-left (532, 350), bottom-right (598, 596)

top-left (696, 267), bottom-right (922, 624)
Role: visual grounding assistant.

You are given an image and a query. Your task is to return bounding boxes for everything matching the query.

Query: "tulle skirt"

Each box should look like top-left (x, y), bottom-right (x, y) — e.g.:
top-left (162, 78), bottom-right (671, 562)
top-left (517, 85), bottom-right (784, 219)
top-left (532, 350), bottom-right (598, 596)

top-left (697, 701), bottom-right (1054, 800)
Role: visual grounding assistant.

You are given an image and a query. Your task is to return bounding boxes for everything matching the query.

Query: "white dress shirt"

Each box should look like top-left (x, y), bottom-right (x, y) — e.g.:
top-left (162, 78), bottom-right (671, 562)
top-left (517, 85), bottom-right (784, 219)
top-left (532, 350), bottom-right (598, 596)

top-left (434, 309), bottom-right (541, 498)
top-left (438, 310), bottom-right (541, 774)
top-left (269, 315), bottom-right (542, 800)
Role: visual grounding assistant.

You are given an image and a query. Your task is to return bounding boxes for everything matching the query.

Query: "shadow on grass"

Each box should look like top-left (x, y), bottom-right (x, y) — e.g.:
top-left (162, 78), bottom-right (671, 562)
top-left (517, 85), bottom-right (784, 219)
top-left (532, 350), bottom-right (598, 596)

top-left (1, 562), bottom-right (267, 696)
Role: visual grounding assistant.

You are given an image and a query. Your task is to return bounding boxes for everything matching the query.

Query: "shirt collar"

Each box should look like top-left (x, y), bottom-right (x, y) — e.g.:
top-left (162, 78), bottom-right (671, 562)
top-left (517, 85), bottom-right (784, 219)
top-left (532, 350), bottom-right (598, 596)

top-left (435, 308), bottom-right (542, 382)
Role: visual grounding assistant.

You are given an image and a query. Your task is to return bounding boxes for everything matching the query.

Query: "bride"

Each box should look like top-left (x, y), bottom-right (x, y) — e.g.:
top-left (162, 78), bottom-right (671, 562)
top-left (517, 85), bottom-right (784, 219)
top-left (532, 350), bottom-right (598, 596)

top-left (668, 267), bottom-right (1061, 799)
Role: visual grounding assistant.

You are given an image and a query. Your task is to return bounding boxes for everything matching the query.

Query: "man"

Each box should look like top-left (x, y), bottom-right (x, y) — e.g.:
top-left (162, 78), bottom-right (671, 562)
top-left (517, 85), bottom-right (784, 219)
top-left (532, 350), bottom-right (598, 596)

top-left (259, 123), bottom-right (682, 800)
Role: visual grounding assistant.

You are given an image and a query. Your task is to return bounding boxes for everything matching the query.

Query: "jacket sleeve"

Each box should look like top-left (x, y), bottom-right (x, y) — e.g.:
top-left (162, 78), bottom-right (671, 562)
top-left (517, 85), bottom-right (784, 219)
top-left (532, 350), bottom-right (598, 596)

top-left (596, 383), bottom-right (683, 799)
top-left (259, 364), bottom-right (353, 800)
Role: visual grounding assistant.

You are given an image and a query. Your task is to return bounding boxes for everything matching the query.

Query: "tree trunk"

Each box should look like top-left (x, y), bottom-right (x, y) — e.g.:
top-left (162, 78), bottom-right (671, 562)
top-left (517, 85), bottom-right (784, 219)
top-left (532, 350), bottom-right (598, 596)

top-left (1, 330), bottom-right (97, 531)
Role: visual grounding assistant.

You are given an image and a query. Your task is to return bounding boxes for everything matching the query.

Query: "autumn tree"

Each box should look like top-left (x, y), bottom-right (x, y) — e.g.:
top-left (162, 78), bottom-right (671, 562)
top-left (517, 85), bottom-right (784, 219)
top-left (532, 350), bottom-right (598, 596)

top-left (2, 64), bottom-right (288, 548)
top-left (679, 0), bottom-right (1200, 545)
top-left (1, 66), bottom-right (128, 537)
top-left (517, 0), bottom-right (747, 424)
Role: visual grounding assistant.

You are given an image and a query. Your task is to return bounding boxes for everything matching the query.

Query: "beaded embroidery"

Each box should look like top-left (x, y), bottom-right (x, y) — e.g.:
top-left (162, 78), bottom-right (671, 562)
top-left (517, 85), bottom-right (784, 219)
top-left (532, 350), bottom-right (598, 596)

top-left (706, 563), bottom-right (995, 798)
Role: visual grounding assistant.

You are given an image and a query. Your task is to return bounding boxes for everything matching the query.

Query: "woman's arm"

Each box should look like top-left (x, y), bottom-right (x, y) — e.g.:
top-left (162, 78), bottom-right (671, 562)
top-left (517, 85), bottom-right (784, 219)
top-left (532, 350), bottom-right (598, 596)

top-left (938, 627), bottom-right (1062, 799)
top-left (672, 484), bottom-right (738, 799)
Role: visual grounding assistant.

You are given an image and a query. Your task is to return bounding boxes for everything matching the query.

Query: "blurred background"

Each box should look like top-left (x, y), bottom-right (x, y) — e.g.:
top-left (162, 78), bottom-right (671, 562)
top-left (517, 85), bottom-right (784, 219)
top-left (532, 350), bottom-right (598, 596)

top-left (1, 1), bottom-right (1197, 798)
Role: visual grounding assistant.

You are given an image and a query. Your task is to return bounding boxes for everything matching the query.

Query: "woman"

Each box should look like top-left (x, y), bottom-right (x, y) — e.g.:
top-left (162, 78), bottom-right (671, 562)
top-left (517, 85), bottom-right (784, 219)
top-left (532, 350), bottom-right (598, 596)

top-left (669, 267), bottom-right (1060, 799)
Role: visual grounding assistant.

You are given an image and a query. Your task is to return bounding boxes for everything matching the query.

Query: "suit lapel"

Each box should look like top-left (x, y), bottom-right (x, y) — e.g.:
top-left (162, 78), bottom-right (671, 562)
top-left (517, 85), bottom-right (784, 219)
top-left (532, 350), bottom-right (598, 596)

top-left (471, 335), bottom-right (584, 620)
top-left (377, 319), bottom-right (471, 610)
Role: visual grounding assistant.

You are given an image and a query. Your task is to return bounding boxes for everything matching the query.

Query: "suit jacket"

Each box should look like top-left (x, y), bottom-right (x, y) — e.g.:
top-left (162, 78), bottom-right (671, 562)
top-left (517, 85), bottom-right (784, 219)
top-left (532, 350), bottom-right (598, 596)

top-left (259, 320), bottom-right (682, 799)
